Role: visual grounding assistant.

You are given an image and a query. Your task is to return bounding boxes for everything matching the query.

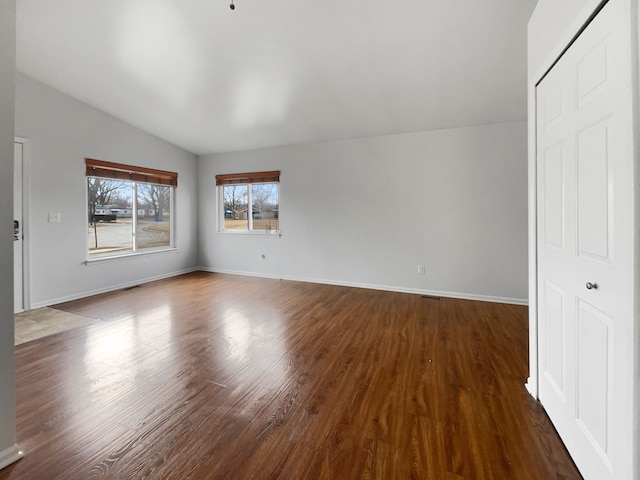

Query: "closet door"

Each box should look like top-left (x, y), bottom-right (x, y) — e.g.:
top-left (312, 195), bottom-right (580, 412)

top-left (536, 0), bottom-right (634, 478)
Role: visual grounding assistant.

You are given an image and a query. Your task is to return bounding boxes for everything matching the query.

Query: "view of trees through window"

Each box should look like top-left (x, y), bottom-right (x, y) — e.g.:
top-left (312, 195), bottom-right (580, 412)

top-left (222, 182), bottom-right (279, 231)
top-left (88, 177), bottom-right (173, 257)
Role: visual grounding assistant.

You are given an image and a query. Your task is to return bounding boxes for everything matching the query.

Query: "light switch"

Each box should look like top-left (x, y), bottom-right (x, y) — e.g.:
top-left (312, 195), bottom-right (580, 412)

top-left (48, 212), bottom-right (62, 223)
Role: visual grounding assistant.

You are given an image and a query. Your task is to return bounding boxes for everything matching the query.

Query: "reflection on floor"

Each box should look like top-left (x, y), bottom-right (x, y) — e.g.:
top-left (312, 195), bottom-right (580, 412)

top-left (14, 307), bottom-right (98, 346)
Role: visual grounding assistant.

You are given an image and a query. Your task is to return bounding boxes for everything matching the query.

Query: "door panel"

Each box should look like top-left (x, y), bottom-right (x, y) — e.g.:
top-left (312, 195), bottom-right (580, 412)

top-left (536, 0), bottom-right (634, 478)
top-left (577, 37), bottom-right (609, 105)
top-left (543, 145), bottom-right (565, 248)
top-left (544, 84), bottom-right (565, 127)
top-left (577, 121), bottom-right (611, 261)
top-left (543, 281), bottom-right (566, 397)
top-left (576, 300), bottom-right (611, 458)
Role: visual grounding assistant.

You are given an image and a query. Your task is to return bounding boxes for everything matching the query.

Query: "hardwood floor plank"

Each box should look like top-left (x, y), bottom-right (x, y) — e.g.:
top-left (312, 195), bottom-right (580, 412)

top-left (0, 272), bottom-right (581, 479)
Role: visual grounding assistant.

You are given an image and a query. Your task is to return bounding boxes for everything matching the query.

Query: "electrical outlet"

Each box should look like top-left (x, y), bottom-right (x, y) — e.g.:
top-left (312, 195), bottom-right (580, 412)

top-left (48, 212), bottom-right (62, 223)
top-left (417, 264), bottom-right (426, 274)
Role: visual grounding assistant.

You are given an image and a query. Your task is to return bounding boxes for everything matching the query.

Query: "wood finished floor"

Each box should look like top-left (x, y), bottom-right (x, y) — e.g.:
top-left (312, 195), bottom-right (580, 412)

top-left (1, 272), bottom-right (581, 480)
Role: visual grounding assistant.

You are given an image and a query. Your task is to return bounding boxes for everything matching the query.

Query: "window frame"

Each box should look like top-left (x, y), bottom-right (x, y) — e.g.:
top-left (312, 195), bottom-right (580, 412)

top-left (85, 159), bottom-right (177, 261)
top-left (216, 171), bottom-right (280, 234)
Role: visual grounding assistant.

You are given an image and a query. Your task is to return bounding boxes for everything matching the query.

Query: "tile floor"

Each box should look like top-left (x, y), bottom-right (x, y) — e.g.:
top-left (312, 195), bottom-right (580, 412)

top-left (14, 307), bottom-right (98, 346)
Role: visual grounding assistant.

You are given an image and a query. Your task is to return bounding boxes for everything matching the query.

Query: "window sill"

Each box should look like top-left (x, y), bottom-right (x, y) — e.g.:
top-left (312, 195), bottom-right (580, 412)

top-left (85, 247), bottom-right (178, 265)
top-left (217, 230), bottom-right (281, 237)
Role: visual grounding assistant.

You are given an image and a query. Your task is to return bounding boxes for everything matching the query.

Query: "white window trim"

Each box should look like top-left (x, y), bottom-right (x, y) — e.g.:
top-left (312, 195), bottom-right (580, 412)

top-left (84, 246), bottom-right (178, 265)
top-left (217, 181), bottom-right (280, 234)
top-left (86, 177), bottom-right (176, 260)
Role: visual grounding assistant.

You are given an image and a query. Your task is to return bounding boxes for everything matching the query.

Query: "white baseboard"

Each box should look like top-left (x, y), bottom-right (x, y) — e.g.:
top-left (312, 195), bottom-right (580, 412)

top-left (31, 266), bottom-right (528, 310)
top-left (198, 268), bottom-right (529, 306)
top-left (30, 267), bottom-right (199, 309)
top-left (525, 377), bottom-right (538, 399)
top-left (0, 444), bottom-right (23, 471)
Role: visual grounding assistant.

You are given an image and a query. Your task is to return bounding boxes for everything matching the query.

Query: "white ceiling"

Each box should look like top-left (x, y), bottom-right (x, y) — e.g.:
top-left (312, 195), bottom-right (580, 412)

top-left (16, 0), bottom-right (538, 155)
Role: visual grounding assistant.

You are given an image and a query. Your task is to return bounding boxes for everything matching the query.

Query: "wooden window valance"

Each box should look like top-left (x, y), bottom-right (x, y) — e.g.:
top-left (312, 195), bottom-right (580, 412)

top-left (216, 170), bottom-right (280, 186)
top-left (85, 158), bottom-right (178, 187)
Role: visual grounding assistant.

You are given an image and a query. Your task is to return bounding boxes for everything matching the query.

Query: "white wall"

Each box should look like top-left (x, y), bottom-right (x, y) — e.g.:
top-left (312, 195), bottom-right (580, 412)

top-left (14, 74), bottom-right (199, 308)
top-left (0, 0), bottom-right (19, 470)
top-left (199, 122), bottom-right (528, 304)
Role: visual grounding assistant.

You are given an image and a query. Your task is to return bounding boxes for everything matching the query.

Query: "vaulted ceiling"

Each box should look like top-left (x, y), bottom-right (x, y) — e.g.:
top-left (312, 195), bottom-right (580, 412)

top-left (16, 0), bottom-right (537, 155)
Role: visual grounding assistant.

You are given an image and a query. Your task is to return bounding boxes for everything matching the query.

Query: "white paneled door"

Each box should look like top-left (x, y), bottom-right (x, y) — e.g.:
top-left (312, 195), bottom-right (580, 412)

top-left (14, 142), bottom-right (23, 313)
top-left (536, 1), bottom-right (634, 479)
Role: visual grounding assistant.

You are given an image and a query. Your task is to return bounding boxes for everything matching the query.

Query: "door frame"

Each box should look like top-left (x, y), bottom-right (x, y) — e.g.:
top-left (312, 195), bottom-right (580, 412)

top-left (14, 136), bottom-right (31, 312)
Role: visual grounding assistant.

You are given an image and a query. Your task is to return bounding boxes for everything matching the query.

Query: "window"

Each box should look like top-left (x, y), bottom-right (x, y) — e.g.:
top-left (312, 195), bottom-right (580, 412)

top-left (86, 158), bottom-right (177, 258)
top-left (216, 171), bottom-right (280, 232)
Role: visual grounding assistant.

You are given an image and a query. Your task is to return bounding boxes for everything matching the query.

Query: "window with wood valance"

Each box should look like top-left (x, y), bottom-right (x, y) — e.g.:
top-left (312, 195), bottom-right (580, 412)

top-left (215, 170), bottom-right (280, 186)
top-left (85, 158), bottom-right (178, 187)
top-left (85, 158), bottom-right (177, 259)
top-left (216, 170), bottom-right (280, 233)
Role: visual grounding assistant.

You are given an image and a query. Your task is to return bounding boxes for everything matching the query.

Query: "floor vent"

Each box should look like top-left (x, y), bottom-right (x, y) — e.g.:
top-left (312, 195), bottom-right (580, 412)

top-left (421, 295), bottom-right (442, 301)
